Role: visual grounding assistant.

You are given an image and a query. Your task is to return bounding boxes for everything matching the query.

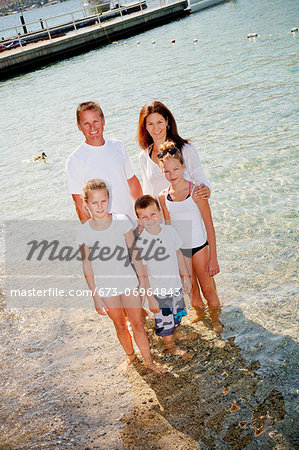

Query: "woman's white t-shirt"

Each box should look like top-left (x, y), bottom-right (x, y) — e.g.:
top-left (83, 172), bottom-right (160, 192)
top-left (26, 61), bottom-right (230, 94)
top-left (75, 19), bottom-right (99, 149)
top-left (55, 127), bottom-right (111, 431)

top-left (138, 143), bottom-right (211, 198)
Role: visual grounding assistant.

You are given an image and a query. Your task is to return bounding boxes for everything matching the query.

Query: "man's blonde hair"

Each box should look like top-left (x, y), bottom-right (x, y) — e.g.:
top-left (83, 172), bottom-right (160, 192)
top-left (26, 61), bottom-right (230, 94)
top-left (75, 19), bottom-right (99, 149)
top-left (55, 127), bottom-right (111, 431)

top-left (76, 101), bottom-right (104, 123)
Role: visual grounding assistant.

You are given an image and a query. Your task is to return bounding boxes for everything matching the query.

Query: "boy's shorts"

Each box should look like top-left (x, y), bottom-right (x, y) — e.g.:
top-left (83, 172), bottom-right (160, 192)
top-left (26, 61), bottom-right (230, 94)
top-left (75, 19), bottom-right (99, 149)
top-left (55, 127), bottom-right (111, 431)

top-left (154, 289), bottom-right (187, 337)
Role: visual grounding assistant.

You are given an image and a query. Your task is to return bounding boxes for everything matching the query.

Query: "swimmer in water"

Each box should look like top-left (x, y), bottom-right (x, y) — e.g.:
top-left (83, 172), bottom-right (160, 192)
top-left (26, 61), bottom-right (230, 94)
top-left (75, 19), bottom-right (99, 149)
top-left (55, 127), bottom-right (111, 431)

top-left (33, 152), bottom-right (47, 162)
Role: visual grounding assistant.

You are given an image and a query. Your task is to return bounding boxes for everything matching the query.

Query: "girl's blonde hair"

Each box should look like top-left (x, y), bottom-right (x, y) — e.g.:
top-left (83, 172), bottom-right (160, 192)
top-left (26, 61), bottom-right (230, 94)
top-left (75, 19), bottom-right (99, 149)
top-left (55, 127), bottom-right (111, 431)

top-left (158, 140), bottom-right (184, 166)
top-left (81, 178), bottom-right (110, 203)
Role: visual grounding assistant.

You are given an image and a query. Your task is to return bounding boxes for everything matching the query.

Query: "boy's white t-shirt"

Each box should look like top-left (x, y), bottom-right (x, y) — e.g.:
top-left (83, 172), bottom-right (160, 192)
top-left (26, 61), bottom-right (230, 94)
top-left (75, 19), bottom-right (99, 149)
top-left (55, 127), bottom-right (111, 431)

top-left (66, 138), bottom-right (136, 222)
top-left (138, 224), bottom-right (183, 295)
top-left (77, 214), bottom-right (138, 297)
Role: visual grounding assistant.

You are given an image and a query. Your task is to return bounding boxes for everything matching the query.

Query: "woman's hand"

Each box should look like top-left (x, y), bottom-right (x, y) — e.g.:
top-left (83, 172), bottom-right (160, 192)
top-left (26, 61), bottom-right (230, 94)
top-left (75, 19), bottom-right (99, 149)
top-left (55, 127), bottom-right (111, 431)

top-left (193, 184), bottom-right (210, 200)
top-left (206, 257), bottom-right (220, 277)
top-left (93, 293), bottom-right (108, 315)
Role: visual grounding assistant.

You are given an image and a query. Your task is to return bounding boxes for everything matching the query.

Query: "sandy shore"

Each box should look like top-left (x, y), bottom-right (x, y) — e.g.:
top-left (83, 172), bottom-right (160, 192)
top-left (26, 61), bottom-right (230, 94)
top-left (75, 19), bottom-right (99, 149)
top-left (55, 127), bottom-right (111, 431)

top-left (0, 295), bottom-right (294, 449)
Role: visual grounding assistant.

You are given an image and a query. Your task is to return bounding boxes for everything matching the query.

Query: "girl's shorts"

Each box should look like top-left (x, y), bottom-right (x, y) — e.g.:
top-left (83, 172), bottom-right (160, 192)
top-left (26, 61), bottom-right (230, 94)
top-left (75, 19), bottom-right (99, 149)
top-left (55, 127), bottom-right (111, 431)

top-left (154, 289), bottom-right (187, 337)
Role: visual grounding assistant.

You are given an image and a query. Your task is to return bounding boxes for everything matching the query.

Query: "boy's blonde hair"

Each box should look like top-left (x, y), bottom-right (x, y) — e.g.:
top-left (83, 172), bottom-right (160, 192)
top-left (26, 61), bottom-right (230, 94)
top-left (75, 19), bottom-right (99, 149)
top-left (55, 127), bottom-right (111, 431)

top-left (157, 140), bottom-right (184, 166)
top-left (82, 178), bottom-right (109, 203)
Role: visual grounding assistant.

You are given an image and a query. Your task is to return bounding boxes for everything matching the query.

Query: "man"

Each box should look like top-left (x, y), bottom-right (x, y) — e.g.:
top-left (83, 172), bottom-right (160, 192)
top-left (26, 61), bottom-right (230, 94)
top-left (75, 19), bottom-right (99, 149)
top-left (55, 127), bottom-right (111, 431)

top-left (66, 101), bottom-right (142, 223)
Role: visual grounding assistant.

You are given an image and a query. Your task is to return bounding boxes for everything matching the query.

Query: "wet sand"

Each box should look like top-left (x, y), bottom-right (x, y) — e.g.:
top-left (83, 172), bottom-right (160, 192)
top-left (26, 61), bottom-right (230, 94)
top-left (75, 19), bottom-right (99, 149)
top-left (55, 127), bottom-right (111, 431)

top-left (0, 295), bottom-right (295, 449)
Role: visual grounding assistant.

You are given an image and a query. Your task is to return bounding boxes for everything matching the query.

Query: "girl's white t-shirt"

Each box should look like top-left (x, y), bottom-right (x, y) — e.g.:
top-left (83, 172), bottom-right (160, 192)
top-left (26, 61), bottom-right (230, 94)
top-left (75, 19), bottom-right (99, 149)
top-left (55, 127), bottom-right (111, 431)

top-left (77, 214), bottom-right (138, 297)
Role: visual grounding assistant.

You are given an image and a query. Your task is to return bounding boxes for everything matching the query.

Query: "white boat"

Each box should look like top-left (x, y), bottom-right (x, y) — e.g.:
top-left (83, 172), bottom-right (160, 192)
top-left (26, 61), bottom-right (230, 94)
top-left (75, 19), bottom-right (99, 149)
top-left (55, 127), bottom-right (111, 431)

top-left (187, 0), bottom-right (228, 13)
top-left (86, 0), bottom-right (111, 12)
top-left (86, 0), bottom-right (147, 14)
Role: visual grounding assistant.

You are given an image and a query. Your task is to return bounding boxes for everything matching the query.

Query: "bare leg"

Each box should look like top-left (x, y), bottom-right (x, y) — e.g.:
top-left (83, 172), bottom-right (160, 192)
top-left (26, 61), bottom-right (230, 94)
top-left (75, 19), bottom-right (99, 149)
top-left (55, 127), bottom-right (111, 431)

top-left (184, 255), bottom-right (206, 323)
top-left (104, 299), bottom-right (138, 370)
top-left (121, 293), bottom-right (167, 375)
top-left (192, 247), bottom-right (223, 333)
top-left (209, 306), bottom-right (224, 333)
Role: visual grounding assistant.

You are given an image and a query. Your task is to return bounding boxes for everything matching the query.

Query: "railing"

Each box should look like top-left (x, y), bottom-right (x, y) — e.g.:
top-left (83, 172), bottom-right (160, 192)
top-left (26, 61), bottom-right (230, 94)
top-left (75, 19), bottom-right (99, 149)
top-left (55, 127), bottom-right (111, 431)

top-left (0, 0), bottom-right (150, 53)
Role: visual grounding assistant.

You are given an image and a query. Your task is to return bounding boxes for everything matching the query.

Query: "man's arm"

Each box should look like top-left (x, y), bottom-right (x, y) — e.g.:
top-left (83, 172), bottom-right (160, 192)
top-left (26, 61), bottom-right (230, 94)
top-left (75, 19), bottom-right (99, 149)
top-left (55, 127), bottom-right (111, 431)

top-left (72, 194), bottom-right (90, 223)
top-left (127, 175), bottom-right (143, 202)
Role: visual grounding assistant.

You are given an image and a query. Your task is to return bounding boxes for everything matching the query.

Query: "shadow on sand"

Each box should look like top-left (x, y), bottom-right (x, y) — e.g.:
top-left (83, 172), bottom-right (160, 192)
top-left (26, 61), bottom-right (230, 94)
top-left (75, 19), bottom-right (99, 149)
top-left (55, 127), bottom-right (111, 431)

top-left (120, 306), bottom-right (297, 449)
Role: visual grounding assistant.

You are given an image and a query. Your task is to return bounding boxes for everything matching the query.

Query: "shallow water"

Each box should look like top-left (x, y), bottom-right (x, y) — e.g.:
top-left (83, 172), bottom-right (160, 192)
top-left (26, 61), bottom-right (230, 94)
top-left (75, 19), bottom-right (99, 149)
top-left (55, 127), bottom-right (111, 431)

top-left (0, 0), bottom-right (298, 447)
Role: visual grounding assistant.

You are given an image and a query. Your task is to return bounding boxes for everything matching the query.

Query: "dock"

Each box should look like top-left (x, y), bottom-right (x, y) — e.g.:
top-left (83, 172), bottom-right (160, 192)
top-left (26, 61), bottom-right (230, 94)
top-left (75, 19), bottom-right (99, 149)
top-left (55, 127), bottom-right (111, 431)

top-left (0, 0), bottom-right (189, 79)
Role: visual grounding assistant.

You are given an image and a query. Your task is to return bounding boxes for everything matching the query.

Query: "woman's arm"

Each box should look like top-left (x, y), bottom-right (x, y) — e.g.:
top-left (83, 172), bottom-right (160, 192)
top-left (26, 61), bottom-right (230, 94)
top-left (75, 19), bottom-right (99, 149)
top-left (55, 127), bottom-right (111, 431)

top-left (183, 144), bottom-right (211, 199)
top-left (158, 191), bottom-right (171, 224)
top-left (192, 196), bottom-right (220, 277)
top-left (79, 244), bottom-right (108, 315)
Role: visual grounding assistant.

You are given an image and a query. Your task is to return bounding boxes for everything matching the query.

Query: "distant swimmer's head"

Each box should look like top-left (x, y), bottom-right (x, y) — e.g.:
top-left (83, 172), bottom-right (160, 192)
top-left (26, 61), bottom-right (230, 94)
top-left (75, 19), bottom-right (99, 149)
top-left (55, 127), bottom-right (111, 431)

top-left (135, 195), bottom-right (162, 232)
top-left (82, 178), bottom-right (110, 220)
top-left (76, 101), bottom-right (105, 147)
top-left (33, 152), bottom-right (47, 161)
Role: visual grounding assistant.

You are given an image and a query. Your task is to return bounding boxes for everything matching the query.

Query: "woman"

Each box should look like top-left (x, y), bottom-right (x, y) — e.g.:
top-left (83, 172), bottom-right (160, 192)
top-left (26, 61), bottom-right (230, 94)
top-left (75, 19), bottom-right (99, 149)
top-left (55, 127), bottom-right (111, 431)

top-left (137, 101), bottom-right (211, 199)
top-left (137, 101), bottom-right (213, 323)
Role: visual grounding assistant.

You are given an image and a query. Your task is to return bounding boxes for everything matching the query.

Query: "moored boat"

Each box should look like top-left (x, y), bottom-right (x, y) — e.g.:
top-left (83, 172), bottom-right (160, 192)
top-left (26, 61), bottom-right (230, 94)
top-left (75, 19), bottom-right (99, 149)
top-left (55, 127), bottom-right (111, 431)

top-left (86, 0), bottom-right (147, 15)
top-left (186, 0), bottom-right (227, 13)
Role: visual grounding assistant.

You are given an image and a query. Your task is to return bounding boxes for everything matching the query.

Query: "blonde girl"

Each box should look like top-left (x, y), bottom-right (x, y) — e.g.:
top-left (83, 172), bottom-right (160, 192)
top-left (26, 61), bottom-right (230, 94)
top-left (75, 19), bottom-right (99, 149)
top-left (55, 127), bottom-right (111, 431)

top-left (157, 143), bottom-right (223, 332)
top-left (78, 178), bottom-right (165, 374)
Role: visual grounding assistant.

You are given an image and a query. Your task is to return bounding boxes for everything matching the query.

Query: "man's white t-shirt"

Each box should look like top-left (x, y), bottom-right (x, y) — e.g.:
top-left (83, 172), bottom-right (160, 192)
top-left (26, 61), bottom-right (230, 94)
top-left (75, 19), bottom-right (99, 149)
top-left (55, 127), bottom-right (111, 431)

top-left (137, 224), bottom-right (183, 295)
top-left (66, 138), bottom-right (135, 222)
top-left (77, 214), bottom-right (138, 297)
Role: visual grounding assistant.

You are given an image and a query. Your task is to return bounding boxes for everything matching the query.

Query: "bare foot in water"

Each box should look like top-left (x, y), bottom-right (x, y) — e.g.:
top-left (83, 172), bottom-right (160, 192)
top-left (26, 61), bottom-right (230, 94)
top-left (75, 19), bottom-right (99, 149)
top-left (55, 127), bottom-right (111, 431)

top-left (167, 345), bottom-right (195, 361)
top-left (119, 353), bottom-right (137, 372)
top-left (174, 329), bottom-right (198, 341)
top-left (209, 307), bottom-right (224, 333)
top-left (190, 307), bottom-right (206, 324)
top-left (212, 320), bottom-right (224, 333)
top-left (144, 361), bottom-right (168, 375)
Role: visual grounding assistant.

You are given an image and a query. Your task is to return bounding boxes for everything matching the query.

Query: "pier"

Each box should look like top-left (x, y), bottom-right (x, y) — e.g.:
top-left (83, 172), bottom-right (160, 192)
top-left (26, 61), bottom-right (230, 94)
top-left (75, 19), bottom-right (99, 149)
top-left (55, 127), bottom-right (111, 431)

top-left (0, 0), bottom-right (189, 79)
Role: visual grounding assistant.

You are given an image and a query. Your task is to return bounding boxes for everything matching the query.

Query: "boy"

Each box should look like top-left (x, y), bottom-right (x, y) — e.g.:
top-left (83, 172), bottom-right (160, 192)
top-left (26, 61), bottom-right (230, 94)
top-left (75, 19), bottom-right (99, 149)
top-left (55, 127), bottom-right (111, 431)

top-left (135, 195), bottom-right (195, 360)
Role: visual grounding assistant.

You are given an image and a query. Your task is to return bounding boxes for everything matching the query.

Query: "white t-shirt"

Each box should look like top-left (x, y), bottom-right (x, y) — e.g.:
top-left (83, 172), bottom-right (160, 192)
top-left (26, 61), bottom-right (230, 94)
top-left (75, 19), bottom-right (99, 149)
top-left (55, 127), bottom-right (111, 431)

top-left (138, 143), bottom-right (211, 199)
top-left (137, 224), bottom-right (183, 294)
top-left (66, 138), bottom-right (136, 222)
top-left (77, 214), bottom-right (138, 297)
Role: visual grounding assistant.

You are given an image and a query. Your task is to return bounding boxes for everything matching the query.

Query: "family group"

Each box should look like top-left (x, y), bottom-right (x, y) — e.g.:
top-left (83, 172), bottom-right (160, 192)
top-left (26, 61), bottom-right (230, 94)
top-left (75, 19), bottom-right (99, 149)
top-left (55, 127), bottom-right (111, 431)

top-left (66, 101), bottom-right (222, 375)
